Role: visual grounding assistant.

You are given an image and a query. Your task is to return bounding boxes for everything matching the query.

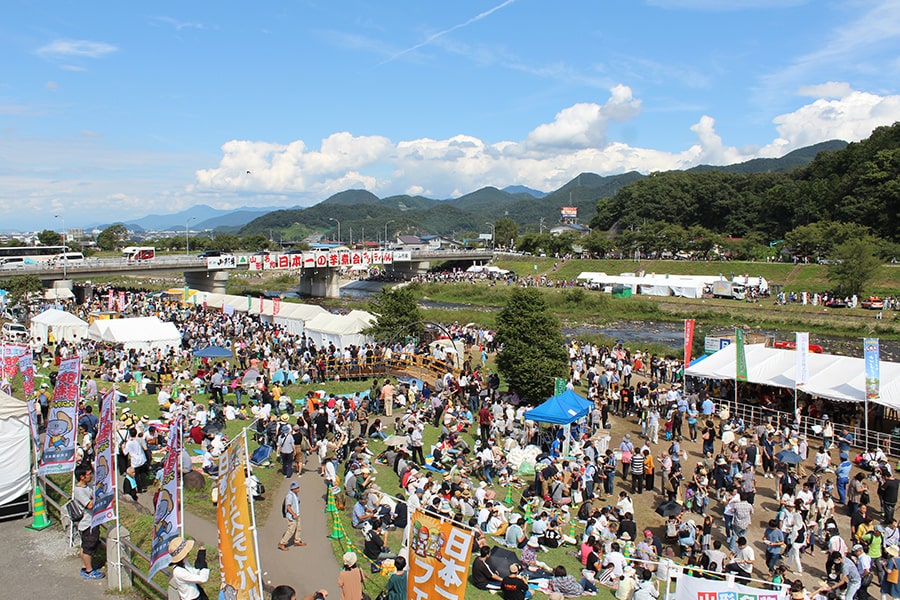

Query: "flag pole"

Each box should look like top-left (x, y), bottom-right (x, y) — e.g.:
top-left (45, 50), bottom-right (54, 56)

top-left (112, 390), bottom-right (123, 592)
top-left (243, 428), bottom-right (265, 600)
top-left (179, 425), bottom-right (184, 536)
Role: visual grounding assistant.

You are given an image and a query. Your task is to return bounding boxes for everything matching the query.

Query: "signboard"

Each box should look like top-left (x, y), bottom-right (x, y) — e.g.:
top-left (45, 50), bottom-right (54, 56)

top-left (865, 338), bottom-right (880, 400)
top-left (561, 206), bottom-right (578, 218)
top-left (704, 336), bottom-right (731, 354)
top-left (478, 233), bottom-right (493, 240)
top-left (674, 571), bottom-right (786, 600)
top-left (248, 250), bottom-right (404, 270)
top-left (207, 255), bottom-right (237, 269)
top-left (554, 378), bottom-right (567, 396)
top-left (684, 319), bottom-right (695, 367)
top-left (796, 332), bottom-right (809, 386)
top-left (408, 509), bottom-right (474, 600)
top-left (149, 416), bottom-right (183, 578)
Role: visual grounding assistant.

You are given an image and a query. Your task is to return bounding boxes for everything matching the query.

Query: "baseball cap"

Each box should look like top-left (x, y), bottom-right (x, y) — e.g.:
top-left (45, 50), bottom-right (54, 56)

top-left (290, 481), bottom-right (300, 490)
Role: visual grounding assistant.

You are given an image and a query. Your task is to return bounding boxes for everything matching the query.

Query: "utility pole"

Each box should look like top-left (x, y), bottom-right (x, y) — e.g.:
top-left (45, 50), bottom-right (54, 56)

top-left (539, 217), bottom-right (545, 234)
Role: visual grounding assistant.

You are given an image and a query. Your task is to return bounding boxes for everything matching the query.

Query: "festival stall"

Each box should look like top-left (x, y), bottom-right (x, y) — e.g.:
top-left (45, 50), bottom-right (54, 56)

top-left (87, 316), bottom-right (182, 352)
top-left (524, 389), bottom-right (594, 455)
top-left (0, 391), bottom-right (31, 519)
top-left (303, 310), bottom-right (376, 349)
top-left (29, 308), bottom-right (89, 344)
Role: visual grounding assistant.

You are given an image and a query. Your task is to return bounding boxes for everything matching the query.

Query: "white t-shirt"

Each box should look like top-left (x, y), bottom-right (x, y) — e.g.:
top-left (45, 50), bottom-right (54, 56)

top-left (604, 551), bottom-right (627, 577)
top-left (124, 437), bottom-right (147, 468)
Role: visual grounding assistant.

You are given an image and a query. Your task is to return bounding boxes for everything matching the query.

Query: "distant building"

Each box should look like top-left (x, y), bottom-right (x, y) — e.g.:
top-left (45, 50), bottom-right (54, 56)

top-left (549, 222), bottom-right (591, 236)
top-left (420, 235), bottom-right (463, 250)
top-left (395, 235), bottom-right (425, 251)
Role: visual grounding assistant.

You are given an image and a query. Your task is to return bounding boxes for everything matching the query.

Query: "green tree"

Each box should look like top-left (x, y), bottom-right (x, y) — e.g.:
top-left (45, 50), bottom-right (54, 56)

top-left (495, 288), bottom-right (568, 403)
top-left (363, 286), bottom-right (424, 342)
top-left (213, 233), bottom-right (242, 252)
top-left (240, 234), bottom-right (271, 251)
top-left (37, 229), bottom-right (62, 246)
top-left (4, 274), bottom-right (43, 307)
top-left (96, 224), bottom-right (129, 251)
top-left (828, 237), bottom-right (883, 296)
top-left (493, 218), bottom-right (518, 249)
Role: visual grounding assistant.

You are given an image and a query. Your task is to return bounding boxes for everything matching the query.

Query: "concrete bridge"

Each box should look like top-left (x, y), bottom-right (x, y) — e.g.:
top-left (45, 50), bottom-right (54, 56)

top-left (0, 249), bottom-right (494, 298)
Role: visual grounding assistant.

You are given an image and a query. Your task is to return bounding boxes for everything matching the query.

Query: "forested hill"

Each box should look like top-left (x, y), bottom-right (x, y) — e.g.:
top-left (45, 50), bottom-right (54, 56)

top-left (591, 122), bottom-right (899, 242)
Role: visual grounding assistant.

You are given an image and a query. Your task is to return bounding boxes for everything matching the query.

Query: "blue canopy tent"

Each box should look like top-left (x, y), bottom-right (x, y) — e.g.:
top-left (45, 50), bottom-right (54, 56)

top-left (524, 389), bottom-right (594, 455)
top-left (193, 345), bottom-right (232, 358)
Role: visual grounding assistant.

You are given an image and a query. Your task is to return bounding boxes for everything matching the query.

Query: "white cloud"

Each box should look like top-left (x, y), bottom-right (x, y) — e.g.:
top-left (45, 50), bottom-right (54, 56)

top-left (797, 81), bottom-right (854, 99)
top-left (37, 39), bottom-right (118, 59)
top-left (194, 84), bottom-right (900, 202)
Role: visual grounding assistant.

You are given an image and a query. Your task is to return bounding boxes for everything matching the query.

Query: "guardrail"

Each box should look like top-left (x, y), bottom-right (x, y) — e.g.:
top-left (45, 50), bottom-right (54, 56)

top-left (716, 397), bottom-right (898, 458)
top-left (39, 474), bottom-right (171, 598)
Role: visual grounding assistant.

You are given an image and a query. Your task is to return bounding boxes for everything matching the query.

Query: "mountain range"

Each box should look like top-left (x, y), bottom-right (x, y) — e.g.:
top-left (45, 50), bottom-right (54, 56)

top-left (105, 139), bottom-right (847, 238)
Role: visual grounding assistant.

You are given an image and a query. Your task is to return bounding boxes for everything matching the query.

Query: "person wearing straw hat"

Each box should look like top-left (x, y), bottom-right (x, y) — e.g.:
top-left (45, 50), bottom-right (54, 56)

top-left (338, 551), bottom-right (365, 600)
top-left (168, 536), bottom-right (209, 600)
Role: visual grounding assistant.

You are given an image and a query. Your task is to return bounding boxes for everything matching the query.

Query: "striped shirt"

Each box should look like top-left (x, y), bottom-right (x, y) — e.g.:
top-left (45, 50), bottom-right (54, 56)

top-left (631, 454), bottom-right (645, 475)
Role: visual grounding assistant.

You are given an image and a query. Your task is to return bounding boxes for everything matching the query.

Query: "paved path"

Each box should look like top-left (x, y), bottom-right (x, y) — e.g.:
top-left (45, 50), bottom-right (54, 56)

top-left (0, 514), bottom-right (141, 599)
top-left (185, 462), bottom-right (341, 598)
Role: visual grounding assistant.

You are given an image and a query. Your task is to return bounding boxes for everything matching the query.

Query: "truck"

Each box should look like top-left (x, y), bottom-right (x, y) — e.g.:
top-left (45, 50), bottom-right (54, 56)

top-left (122, 246), bottom-right (155, 261)
top-left (711, 280), bottom-right (746, 300)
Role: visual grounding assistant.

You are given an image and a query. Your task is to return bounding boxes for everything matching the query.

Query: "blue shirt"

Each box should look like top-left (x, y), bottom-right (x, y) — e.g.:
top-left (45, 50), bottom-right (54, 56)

top-left (765, 528), bottom-right (785, 555)
top-left (836, 460), bottom-right (853, 479)
top-left (701, 399), bottom-right (714, 415)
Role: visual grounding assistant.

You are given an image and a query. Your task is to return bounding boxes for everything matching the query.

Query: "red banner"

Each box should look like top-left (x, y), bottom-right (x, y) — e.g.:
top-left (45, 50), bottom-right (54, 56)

top-left (684, 319), bottom-right (695, 367)
top-left (273, 297), bottom-right (280, 315)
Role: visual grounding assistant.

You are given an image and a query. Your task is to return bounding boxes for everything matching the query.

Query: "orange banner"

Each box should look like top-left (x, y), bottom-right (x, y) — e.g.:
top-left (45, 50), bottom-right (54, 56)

top-left (217, 436), bottom-right (262, 600)
top-left (408, 510), bottom-right (474, 600)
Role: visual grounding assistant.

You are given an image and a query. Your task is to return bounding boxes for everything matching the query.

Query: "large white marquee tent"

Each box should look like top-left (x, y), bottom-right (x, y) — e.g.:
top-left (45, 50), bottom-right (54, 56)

top-left (685, 344), bottom-right (900, 410)
top-left (30, 308), bottom-right (89, 344)
top-left (87, 316), bottom-right (182, 351)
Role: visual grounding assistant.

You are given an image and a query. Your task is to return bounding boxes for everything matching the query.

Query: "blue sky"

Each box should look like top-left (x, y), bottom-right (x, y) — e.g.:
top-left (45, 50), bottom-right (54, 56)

top-left (2, 0), bottom-right (900, 230)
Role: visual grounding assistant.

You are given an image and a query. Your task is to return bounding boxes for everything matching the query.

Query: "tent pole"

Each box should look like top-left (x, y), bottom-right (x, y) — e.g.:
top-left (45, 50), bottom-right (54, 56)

top-left (563, 423), bottom-right (571, 457)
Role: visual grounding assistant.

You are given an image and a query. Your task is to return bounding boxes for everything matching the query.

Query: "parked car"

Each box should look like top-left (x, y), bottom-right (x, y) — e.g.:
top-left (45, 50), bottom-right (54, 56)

top-left (197, 249), bottom-right (230, 258)
top-left (1, 322), bottom-right (28, 341)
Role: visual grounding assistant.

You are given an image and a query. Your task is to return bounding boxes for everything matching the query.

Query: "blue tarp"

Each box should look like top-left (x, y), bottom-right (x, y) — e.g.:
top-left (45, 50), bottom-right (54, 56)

top-left (192, 345), bottom-right (232, 358)
top-left (524, 389), bottom-right (593, 425)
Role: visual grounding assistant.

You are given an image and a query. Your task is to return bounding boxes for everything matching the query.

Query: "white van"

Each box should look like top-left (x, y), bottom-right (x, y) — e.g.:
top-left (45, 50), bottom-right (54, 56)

top-left (51, 252), bottom-right (85, 266)
top-left (1, 322), bottom-right (28, 341)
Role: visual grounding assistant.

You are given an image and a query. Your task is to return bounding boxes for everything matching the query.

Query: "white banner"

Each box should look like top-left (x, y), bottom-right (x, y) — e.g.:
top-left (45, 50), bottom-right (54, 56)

top-left (207, 255), bottom-right (237, 269)
top-left (38, 358), bottom-right (81, 476)
top-left (150, 416), bottom-right (183, 577)
top-left (247, 250), bottom-right (398, 271)
top-left (795, 332), bottom-right (809, 386)
top-left (674, 571), bottom-right (787, 600)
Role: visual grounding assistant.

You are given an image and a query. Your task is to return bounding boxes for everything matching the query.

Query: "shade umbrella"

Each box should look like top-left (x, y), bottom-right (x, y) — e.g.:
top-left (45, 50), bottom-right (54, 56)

top-left (776, 449), bottom-right (802, 465)
top-left (242, 368), bottom-right (261, 385)
top-left (193, 345), bottom-right (232, 358)
top-left (383, 435), bottom-right (410, 447)
top-left (656, 500), bottom-right (684, 517)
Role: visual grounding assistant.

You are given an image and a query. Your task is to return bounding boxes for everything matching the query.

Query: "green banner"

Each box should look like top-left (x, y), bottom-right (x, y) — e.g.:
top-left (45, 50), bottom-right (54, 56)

top-left (554, 377), bottom-right (567, 396)
top-left (735, 328), bottom-right (748, 382)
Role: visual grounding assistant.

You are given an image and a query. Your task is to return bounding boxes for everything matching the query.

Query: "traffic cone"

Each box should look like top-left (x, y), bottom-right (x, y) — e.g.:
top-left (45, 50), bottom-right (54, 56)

top-left (329, 512), bottom-right (344, 540)
top-left (524, 502), bottom-right (533, 524)
top-left (325, 486), bottom-right (337, 513)
top-left (504, 484), bottom-right (513, 506)
top-left (129, 383), bottom-right (136, 397)
top-left (569, 519), bottom-right (577, 539)
top-left (25, 484), bottom-right (52, 531)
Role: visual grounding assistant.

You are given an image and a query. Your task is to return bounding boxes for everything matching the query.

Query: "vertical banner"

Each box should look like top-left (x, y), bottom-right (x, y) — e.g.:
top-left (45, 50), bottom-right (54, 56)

top-left (149, 416), bottom-right (183, 578)
top-left (258, 296), bottom-right (264, 313)
top-left (108, 289), bottom-right (115, 311)
top-left (273, 297), bottom-right (281, 316)
top-left (247, 295), bottom-right (252, 311)
top-left (408, 509), bottom-right (474, 600)
top-left (865, 338), bottom-right (881, 400)
top-left (91, 390), bottom-right (117, 528)
top-left (2, 343), bottom-right (28, 378)
top-left (683, 319), bottom-right (695, 367)
top-left (38, 357), bottom-right (81, 475)
top-left (118, 291), bottom-right (126, 312)
top-left (554, 378), bottom-right (566, 396)
top-left (795, 332), bottom-right (810, 386)
top-left (18, 354), bottom-right (40, 449)
top-left (183, 286), bottom-right (190, 302)
top-left (734, 328), bottom-right (747, 382)
top-left (217, 436), bottom-right (262, 599)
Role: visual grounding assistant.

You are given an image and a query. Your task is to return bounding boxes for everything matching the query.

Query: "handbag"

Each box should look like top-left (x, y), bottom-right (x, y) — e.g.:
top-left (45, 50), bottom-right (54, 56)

top-left (887, 563), bottom-right (899, 584)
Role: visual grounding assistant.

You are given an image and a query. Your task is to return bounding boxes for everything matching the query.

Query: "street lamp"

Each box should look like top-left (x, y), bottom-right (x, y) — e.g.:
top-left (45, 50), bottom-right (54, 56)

top-left (186, 216), bottom-right (197, 256)
top-left (485, 222), bottom-right (495, 250)
top-left (384, 220), bottom-right (395, 250)
top-left (329, 217), bottom-right (341, 245)
top-left (54, 214), bottom-right (67, 278)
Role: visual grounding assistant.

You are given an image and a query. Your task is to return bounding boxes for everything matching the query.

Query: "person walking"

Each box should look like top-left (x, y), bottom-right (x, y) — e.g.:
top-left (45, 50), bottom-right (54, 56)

top-left (277, 417), bottom-right (295, 478)
top-left (385, 555), bottom-right (407, 600)
top-left (278, 481), bottom-right (307, 550)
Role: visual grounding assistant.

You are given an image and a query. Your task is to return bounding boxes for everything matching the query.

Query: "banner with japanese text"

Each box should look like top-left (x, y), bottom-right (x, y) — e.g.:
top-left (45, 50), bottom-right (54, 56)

top-left (2, 343), bottom-right (29, 380)
top-left (674, 570), bottom-right (786, 600)
top-left (795, 332), bottom-right (809, 386)
top-left (118, 291), bottom-right (126, 312)
top-left (108, 289), bottom-right (114, 311)
top-left (91, 390), bottom-right (117, 528)
top-left (684, 319), bottom-right (695, 367)
top-left (216, 434), bottom-right (262, 600)
top-left (865, 338), bottom-right (880, 400)
top-left (18, 354), bottom-right (40, 449)
top-left (273, 297), bottom-right (280, 315)
top-left (149, 416), bottom-right (183, 578)
top-left (734, 328), bottom-right (747, 382)
top-left (38, 357), bottom-right (81, 475)
top-left (408, 509), bottom-right (474, 600)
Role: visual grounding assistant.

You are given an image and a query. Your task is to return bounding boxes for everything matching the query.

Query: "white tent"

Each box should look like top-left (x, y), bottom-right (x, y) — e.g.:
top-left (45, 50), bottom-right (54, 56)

top-left (685, 344), bottom-right (900, 409)
top-left (0, 391), bottom-right (31, 514)
top-left (87, 316), bottom-right (182, 351)
top-left (30, 308), bottom-right (89, 345)
top-left (304, 310), bottom-right (375, 349)
top-left (43, 287), bottom-right (75, 300)
top-left (273, 303), bottom-right (329, 335)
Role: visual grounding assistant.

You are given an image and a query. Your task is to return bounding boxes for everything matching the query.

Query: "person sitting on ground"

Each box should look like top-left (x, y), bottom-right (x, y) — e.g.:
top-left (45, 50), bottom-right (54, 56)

top-left (549, 565), bottom-right (584, 598)
top-left (471, 545), bottom-right (503, 590)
